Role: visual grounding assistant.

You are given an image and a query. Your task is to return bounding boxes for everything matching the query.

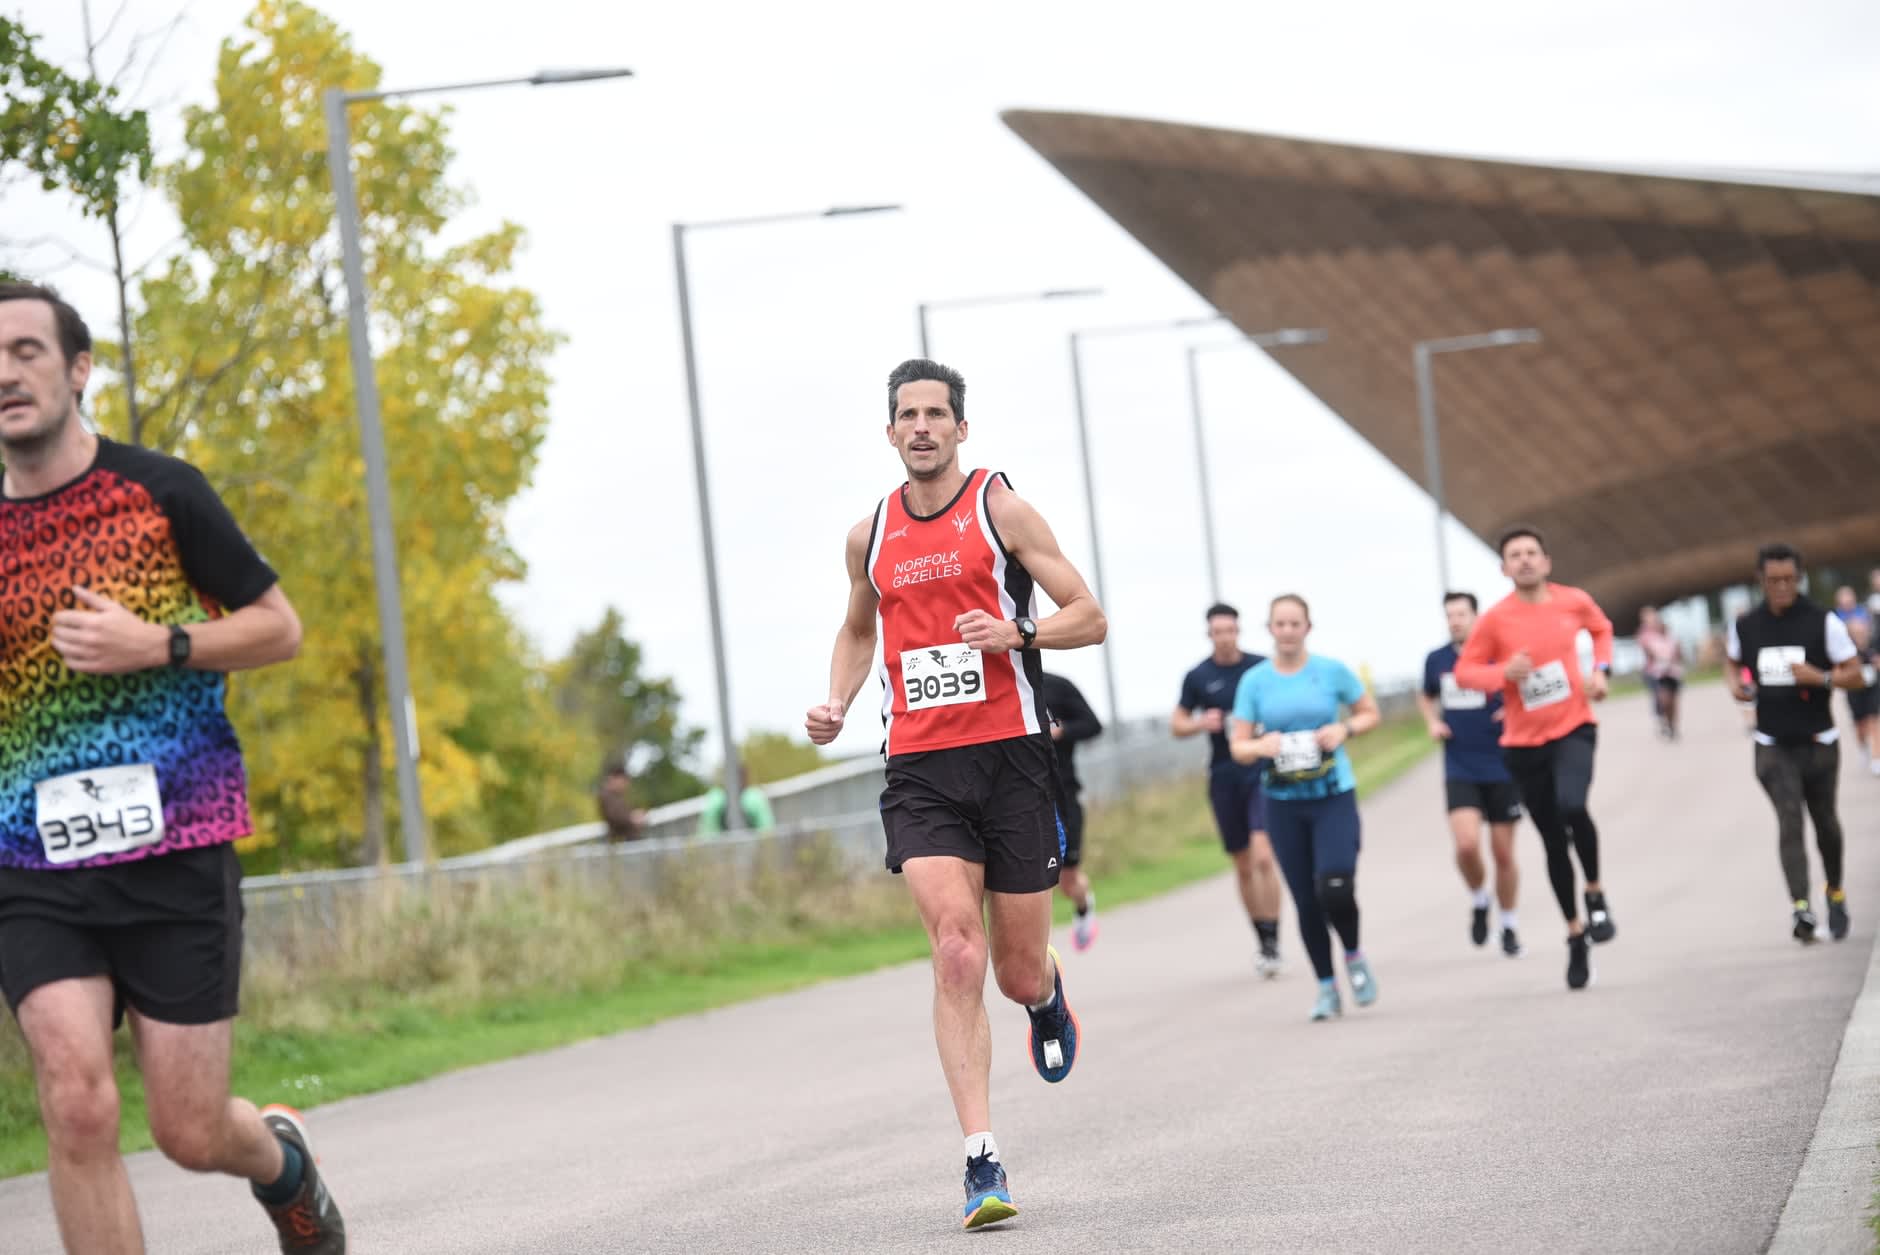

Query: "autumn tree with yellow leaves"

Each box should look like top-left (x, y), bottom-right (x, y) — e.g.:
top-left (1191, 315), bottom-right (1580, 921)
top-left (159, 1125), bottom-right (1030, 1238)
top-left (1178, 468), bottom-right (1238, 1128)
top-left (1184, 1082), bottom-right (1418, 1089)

top-left (86, 0), bottom-right (609, 868)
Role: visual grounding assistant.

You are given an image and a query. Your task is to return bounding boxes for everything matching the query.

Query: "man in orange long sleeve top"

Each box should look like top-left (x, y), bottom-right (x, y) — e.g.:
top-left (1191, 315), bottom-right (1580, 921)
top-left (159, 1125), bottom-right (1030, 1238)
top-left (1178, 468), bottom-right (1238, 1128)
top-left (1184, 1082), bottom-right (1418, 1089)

top-left (1455, 526), bottom-right (1616, 992)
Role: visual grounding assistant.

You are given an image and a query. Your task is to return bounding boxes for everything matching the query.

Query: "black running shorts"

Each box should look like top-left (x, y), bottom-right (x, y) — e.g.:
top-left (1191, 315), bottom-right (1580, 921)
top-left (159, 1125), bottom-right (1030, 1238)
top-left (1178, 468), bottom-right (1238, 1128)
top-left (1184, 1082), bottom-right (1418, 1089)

top-left (0, 843), bottom-right (244, 1026)
top-left (1445, 778), bottom-right (1523, 824)
top-left (880, 734), bottom-right (1064, 894)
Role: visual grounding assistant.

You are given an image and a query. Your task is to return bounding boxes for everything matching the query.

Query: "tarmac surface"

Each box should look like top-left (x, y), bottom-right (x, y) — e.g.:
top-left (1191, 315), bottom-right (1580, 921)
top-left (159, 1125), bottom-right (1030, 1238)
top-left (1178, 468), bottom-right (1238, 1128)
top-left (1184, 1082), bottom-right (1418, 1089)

top-left (4, 694), bottom-right (1876, 1253)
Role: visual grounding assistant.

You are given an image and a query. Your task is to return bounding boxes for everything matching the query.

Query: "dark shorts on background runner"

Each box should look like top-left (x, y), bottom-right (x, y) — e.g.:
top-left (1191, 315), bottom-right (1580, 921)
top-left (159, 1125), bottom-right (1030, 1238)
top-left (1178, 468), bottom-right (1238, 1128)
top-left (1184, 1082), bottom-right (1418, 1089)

top-left (1057, 789), bottom-right (1085, 869)
top-left (1208, 763), bottom-right (1268, 854)
top-left (1847, 687), bottom-right (1880, 721)
top-left (0, 843), bottom-right (243, 1025)
top-left (880, 734), bottom-right (1063, 893)
top-left (1445, 778), bottom-right (1523, 824)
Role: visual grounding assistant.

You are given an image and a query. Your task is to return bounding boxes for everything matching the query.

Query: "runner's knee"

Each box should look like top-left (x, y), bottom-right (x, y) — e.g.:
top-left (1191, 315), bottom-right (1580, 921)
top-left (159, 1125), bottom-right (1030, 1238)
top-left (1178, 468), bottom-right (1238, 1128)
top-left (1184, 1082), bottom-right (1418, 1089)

top-left (931, 930), bottom-right (987, 994)
top-left (37, 1064), bottom-right (120, 1157)
top-left (991, 948), bottom-right (1051, 1005)
top-left (1316, 873), bottom-right (1356, 919)
top-left (150, 1107), bottom-right (224, 1174)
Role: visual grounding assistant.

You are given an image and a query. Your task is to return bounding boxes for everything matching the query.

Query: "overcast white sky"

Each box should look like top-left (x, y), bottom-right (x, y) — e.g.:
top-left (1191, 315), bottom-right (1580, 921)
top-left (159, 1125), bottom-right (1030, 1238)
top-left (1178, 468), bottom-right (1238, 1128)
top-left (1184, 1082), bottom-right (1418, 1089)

top-left (9, 0), bottom-right (1879, 763)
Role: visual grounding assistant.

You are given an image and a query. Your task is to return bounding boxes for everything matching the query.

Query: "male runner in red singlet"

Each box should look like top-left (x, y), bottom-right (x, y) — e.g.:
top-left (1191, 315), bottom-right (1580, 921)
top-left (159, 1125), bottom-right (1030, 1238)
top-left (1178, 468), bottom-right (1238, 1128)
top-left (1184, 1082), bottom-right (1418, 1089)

top-left (806, 359), bottom-right (1107, 1231)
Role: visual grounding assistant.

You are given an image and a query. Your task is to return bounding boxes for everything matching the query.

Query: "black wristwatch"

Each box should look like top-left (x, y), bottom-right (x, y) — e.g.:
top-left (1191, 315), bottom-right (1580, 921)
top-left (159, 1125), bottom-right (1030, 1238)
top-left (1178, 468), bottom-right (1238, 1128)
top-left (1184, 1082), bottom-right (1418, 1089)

top-left (1013, 617), bottom-right (1038, 649)
top-left (167, 624), bottom-right (192, 668)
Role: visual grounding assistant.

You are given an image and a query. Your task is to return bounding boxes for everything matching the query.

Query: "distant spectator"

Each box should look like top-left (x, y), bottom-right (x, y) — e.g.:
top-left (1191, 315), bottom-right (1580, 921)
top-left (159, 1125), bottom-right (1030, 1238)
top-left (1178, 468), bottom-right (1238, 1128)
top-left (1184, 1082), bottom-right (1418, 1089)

top-left (1868, 568), bottom-right (1880, 619)
top-left (597, 763), bottom-right (648, 843)
top-left (1637, 607), bottom-right (1684, 741)
top-left (699, 759), bottom-right (776, 836)
top-left (1834, 585), bottom-right (1871, 634)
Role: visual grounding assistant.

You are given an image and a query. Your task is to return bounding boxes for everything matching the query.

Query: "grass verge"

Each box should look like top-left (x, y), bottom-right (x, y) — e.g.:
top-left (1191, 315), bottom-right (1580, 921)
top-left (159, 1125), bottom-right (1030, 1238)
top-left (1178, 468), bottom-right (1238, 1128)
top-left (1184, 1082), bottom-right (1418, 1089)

top-left (0, 716), bottom-right (1434, 1180)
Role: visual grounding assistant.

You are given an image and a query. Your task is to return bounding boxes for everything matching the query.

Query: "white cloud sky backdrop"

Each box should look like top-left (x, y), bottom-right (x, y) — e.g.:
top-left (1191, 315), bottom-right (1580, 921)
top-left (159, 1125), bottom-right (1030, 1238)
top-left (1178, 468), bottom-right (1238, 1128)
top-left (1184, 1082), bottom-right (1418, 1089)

top-left (10, 0), bottom-right (1878, 765)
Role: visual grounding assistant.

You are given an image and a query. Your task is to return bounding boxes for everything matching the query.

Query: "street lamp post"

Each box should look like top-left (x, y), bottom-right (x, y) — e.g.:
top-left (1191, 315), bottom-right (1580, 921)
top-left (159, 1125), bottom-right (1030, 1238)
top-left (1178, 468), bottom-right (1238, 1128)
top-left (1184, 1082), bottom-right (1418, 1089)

top-left (1412, 328), bottom-right (1543, 596)
top-left (675, 205), bottom-right (900, 827)
top-left (1183, 329), bottom-right (1328, 603)
top-left (324, 67), bottom-right (632, 866)
top-left (1067, 314), bottom-right (1226, 723)
top-left (915, 287), bottom-right (1103, 358)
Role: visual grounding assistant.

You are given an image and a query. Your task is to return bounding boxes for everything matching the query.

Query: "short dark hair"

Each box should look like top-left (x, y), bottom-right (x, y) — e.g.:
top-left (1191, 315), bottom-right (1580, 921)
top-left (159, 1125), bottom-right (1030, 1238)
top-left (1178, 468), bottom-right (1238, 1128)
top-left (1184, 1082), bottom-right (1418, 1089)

top-left (0, 281), bottom-right (92, 367)
top-left (886, 359), bottom-right (965, 424)
top-left (1757, 542), bottom-right (1802, 571)
top-left (1443, 591), bottom-right (1478, 612)
top-left (1270, 593), bottom-right (1310, 620)
top-left (1496, 525), bottom-right (1546, 557)
top-left (1205, 602), bottom-right (1238, 621)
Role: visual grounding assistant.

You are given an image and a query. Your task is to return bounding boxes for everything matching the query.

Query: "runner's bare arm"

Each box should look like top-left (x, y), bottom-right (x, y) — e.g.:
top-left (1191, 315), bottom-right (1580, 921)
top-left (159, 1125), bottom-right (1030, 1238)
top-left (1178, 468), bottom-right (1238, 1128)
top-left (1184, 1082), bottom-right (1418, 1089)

top-left (963, 481), bottom-right (1106, 652)
top-left (51, 584), bottom-right (300, 676)
top-left (1229, 717), bottom-right (1280, 764)
top-left (806, 516), bottom-right (879, 745)
top-left (1414, 690), bottom-right (1451, 739)
top-left (1171, 705), bottom-right (1216, 737)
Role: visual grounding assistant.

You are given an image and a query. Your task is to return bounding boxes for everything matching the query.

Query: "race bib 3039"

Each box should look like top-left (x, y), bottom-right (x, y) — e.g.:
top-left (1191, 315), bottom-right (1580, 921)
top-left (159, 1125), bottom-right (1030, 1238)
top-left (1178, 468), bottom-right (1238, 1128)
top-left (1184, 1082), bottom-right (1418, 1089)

top-left (900, 645), bottom-right (988, 712)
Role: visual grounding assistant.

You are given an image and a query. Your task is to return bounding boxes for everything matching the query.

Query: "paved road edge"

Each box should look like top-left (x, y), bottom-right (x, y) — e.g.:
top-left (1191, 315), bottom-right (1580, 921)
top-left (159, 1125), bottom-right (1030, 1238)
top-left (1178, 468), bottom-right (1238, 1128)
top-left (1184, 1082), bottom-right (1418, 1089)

top-left (1769, 926), bottom-right (1880, 1254)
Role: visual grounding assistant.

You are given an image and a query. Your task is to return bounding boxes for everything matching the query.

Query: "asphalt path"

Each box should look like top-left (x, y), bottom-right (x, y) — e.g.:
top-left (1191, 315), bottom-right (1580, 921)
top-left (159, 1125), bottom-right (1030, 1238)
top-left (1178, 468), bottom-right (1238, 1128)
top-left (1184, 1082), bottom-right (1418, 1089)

top-left (4, 693), bottom-right (1876, 1253)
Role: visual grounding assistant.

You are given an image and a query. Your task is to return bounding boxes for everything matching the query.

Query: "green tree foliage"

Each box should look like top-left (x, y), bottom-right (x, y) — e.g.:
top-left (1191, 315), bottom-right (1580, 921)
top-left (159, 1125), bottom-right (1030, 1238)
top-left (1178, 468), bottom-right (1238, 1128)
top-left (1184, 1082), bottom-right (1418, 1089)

top-left (0, 14), bottom-right (152, 217)
top-left (89, 0), bottom-right (586, 867)
top-left (551, 608), bottom-right (705, 808)
top-left (739, 731), bottom-right (829, 786)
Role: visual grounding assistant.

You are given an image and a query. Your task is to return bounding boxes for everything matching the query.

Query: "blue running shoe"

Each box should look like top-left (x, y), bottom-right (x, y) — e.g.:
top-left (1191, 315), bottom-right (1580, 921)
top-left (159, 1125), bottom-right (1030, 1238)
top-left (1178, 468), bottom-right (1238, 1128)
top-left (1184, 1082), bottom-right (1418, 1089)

top-left (1026, 945), bottom-right (1079, 1083)
top-left (1346, 954), bottom-right (1378, 1008)
top-left (962, 1150), bottom-right (1017, 1229)
top-left (1311, 980), bottom-right (1342, 1021)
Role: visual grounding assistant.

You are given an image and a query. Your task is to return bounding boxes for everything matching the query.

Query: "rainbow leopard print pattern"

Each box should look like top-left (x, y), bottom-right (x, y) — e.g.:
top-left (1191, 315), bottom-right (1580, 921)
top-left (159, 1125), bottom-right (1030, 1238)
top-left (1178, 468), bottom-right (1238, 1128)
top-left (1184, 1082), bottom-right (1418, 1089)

top-left (1, 440), bottom-right (274, 870)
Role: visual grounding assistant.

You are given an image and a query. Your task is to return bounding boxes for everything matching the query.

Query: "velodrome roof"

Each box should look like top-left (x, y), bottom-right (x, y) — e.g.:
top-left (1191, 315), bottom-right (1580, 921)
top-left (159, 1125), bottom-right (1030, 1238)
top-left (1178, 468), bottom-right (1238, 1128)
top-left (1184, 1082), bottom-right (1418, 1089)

top-left (1003, 110), bottom-right (1880, 624)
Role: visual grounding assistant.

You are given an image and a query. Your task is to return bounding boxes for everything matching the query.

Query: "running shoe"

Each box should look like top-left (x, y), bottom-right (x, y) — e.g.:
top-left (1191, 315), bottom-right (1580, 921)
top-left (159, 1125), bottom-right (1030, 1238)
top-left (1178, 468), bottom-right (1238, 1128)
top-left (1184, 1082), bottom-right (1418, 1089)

top-left (1310, 981), bottom-right (1342, 1021)
top-left (255, 1105), bottom-right (345, 1254)
top-left (1794, 905), bottom-right (1821, 945)
top-left (962, 1150), bottom-right (1017, 1230)
top-left (1566, 932), bottom-right (1593, 991)
top-left (1346, 954), bottom-right (1378, 1008)
top-left (1500, 927), bottom-right (1524, 958)
top-left (1828, 893), bottom-right (1850, 942)
top-left (1584, 891), bottom-right (1617, 944)
top-left (1471, 905), bottom-right (1490, 947)
top-left (1072, 897), bottom-right (1098, 952)
top-left (1255, 939), bottom-right (1283, 980)
top-left (1026, 945), bottom-right (1079, 1083)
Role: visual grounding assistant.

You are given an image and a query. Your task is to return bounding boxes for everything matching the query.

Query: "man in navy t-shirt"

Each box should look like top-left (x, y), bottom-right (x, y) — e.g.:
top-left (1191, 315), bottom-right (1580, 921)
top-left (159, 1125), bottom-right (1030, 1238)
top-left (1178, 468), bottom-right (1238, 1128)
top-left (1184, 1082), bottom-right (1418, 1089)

top-left (1417, 591), bottom-right (1525, 957)
top-left (1173, 603), bottom-right (1284, 974)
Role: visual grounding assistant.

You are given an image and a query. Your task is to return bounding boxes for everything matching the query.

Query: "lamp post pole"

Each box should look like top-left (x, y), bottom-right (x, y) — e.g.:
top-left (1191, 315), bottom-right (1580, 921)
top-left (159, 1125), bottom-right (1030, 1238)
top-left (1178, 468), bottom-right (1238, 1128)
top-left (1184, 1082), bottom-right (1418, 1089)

top-left (324, 66), bottom-right (632, 865)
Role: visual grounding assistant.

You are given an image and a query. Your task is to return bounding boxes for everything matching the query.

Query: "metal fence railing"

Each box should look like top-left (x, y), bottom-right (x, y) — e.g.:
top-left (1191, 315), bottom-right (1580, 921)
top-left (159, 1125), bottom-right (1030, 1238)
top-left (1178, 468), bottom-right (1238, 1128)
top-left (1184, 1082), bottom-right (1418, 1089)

top-left (239, 679), bottom-right (1428, 946)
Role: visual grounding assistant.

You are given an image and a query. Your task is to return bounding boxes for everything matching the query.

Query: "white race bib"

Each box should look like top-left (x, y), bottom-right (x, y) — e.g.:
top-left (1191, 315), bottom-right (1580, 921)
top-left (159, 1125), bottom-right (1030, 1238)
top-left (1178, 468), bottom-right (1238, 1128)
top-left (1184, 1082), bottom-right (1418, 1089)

top-left (1274, 732), bottom-right (1323, 774)
top-left (1519, 660), bottom-right (1572, 711)
top-left (34, 764), bottom-right (165, 865)
top-left (1756, 646), bottom-right (1806, 688)
top-left (1440, 672), bottom-right (1487, 711)
top-left (900, 645), bottom-right (988, 712)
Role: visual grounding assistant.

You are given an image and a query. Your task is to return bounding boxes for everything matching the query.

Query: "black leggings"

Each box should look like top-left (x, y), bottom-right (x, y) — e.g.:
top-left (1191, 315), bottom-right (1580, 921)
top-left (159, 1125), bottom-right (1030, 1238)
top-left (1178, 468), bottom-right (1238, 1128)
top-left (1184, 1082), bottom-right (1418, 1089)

top-left (1753, 740), bottom-right (1845, 901)
top-left (1504, 724), bottom-right (1600, 925)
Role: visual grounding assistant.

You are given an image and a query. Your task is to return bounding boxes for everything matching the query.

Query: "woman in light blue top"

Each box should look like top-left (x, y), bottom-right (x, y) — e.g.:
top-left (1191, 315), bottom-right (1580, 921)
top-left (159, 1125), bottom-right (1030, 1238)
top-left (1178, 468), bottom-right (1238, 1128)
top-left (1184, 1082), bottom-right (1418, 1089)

top-left (1229, 594), bottom-right (1383, 1020)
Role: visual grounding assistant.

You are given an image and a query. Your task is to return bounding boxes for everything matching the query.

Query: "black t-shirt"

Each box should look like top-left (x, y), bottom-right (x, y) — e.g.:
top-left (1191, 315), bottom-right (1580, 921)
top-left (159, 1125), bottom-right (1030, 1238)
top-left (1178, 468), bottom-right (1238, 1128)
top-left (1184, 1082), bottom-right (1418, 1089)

top-left (1179, 652), bottom-right (1265, 769)
top-left (0, 438), bottom-right (277, 869)
top-left (1040, 672), bottom-right (1102, 789)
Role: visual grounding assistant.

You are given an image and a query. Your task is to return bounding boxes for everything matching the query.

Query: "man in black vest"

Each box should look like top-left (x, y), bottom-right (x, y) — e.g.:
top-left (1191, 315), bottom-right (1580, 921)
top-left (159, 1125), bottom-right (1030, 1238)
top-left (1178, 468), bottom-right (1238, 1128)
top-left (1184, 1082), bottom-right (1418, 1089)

top-left (1727, 543), bottom-right (1863, 943)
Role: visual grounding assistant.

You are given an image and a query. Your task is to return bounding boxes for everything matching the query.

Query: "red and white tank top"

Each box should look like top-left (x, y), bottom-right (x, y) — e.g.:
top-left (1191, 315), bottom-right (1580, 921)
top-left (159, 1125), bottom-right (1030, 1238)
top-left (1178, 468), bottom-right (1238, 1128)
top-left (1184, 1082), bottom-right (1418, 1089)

top-left (868, 468), bottom-right (1047, 757)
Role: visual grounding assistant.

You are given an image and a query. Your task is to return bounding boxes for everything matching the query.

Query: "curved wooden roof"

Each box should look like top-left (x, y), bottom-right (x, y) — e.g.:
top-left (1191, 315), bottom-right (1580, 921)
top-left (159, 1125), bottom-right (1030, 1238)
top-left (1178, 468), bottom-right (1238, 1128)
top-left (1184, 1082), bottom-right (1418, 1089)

top-left (1004, 110), bottom-right (1880, 623)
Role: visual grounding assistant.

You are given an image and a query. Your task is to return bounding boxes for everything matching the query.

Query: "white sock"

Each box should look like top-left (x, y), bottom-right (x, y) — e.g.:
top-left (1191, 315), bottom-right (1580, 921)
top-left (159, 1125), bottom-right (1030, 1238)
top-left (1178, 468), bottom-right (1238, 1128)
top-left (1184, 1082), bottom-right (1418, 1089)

top-left (1027, 953), bottom-right (1059, 1012)
top-left (1471, 888), bottom-right (1492, 909)
top-left (1500, 909), bottom-right (1518, 931)
top-left (965, 1132), bottom-right (1000, 1163)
